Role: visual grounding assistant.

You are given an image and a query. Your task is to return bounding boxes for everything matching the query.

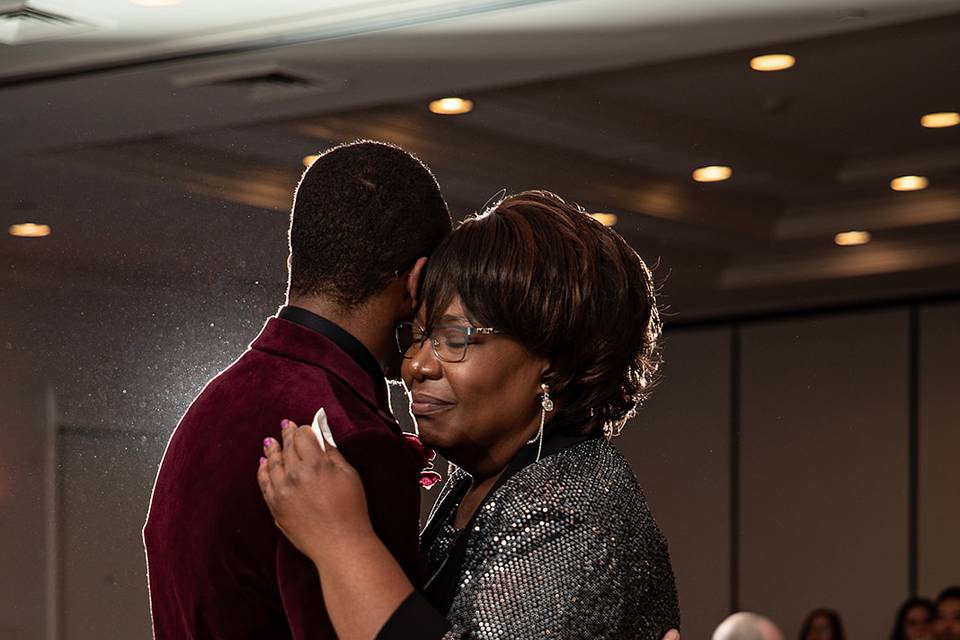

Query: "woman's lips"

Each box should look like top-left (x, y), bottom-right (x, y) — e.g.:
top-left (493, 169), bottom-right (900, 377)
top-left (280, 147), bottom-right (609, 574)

top-left (410, 392), bottom-right (455, 416)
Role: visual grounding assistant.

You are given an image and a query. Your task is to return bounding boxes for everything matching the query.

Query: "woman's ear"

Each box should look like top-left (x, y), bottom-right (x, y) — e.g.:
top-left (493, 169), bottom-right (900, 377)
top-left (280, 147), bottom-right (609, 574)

top-left (540, 359), bottom-right (553, 377)
top-left (538, 362), bottom-right (555, 389)
top-left (406, 257), bottom-right (429, 310)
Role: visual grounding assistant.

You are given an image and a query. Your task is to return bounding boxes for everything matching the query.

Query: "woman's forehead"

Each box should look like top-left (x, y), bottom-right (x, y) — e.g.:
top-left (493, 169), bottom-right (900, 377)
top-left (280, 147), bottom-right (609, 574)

top-left (420, 295), bottom-right (468, 322)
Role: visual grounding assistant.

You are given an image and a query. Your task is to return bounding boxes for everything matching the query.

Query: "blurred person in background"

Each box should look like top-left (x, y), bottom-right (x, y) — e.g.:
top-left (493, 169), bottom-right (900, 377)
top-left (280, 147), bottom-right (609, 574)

top-left (934, 587), bottom-right (960, 640)
top-left (713, 612), bottom-right (784, 640)
top-left (890, 597), bottom-right (936, 640)
top-left (798, 608), bottom-right (846, 640)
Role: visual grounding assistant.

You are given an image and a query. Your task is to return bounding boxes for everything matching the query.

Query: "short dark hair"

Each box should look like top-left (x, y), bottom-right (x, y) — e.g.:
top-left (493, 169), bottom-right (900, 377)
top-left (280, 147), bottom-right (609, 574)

top-left (420, 190), bottom-right (661, 437)
top-left (939, 586), bottom-right (960, 604)
top-left (289, 140), bottom-right (451, 308)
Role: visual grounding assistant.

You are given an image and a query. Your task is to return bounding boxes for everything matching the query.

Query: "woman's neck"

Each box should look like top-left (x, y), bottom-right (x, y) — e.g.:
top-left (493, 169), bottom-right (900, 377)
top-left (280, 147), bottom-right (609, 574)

top-left (448, 413), bottom-right (555, 528)
top-left (453, 469), bottom-right (506, 529)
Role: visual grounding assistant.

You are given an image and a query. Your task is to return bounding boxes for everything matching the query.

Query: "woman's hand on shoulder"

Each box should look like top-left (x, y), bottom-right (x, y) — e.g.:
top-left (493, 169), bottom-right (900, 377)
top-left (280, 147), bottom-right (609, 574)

top-left (258, 419), bottom-right (373, 563)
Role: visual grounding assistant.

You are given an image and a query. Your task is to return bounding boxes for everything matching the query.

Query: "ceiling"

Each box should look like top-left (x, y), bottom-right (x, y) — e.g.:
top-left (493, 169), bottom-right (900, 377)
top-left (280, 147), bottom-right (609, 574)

top-left (2, 0), bottom-right (960, 322)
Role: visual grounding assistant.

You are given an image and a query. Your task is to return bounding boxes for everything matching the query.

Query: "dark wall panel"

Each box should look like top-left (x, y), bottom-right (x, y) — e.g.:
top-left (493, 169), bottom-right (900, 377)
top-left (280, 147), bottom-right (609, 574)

top-left (739, 310), bottom-right (909, 639)
top-left (0, 367), bottom-right (56, 640)
top-left (58, 428), bottom-right (155, 640)
top-left (918, 302), bottom-right (960, 596)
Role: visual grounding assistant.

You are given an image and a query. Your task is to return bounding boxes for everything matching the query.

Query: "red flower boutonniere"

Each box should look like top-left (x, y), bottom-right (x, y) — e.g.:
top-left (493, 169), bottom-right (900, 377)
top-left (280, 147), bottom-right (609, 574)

top-left (403, 432), bottom-right (442, 489)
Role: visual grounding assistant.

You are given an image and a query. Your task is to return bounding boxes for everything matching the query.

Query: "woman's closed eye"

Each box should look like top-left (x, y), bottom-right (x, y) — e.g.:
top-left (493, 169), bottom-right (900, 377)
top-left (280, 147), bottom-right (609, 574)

top-left (436, 326), bottom-right (470, 349)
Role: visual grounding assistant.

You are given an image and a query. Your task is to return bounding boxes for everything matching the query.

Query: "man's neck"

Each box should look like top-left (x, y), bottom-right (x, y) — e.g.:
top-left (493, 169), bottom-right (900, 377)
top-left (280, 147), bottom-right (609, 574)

top-left (286, 295), bottom-right (393, 368)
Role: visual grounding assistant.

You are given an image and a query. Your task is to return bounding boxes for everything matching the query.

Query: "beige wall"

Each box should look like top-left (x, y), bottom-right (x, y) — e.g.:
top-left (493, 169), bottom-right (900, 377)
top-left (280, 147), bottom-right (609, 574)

top-left (0, 363), bottom-right (57, 640)
top-left (58, 428), bottom-right (155, 640)
top-left (739, 310), bottom-right (910, 639)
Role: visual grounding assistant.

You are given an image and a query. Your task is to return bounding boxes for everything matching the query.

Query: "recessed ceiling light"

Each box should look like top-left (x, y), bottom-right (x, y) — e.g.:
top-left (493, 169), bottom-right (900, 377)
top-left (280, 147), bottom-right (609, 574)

top-left (920, 112), bottom-right (960, 129)
top-left (303, 155), bottom-right (319, 167)
top-left (130, 0), bottom-right (184, 6)
top-left (834, 231), bottom-right (871, 246)
top-left (750, 54), bottom-right (796, 72)
top-left (692, 165), bottom-right (733, 182)
top-left (890, 175), bottom-right (929, 192)
top-left (8, 223), bottom-right (51, 238)
top-left (589, 213), bottom-right (618, 227)
top-left (429, 98), bottom-right (474, 115)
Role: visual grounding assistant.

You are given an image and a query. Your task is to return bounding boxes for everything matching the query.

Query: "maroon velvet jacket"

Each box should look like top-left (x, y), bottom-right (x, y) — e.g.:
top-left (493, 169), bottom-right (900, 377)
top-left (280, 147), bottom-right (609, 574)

top-left (143, 315), bottom-right (425, 639)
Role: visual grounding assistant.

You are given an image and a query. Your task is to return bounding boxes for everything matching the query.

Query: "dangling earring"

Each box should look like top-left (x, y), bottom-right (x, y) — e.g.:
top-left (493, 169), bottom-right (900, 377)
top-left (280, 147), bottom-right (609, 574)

top-left (527, 383), bottom-right (553, 463)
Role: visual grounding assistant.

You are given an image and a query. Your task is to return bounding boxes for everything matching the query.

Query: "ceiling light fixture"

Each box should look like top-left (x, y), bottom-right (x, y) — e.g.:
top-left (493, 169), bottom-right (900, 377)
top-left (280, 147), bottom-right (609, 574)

top-left (590, 213), bottom-right (618, 227)
top-left (8, 223), bottom-right (51, 238)
top-left (429, 98), bottom-right (474, 115)
top-left (750, 54), bottom-right (796, 72)
top-left (692, 165), bottom-right (733, 183)
top-left (920, 112), bottom-right (960, 129)
top-left (303, 155), bottom-right (319, 167)
top-left (890, 175), bottom-right (929, 192)
top-left (834, 231), bottom-right (871, 246)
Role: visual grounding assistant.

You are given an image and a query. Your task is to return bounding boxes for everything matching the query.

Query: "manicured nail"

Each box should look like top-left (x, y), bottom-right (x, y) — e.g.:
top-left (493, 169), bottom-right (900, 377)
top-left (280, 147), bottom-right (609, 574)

top-left (263, 437), bottom-right (272, 448)
top-left (259, 456), bottom-right (267, 465)
top-left (280, 419), bottom-right (290, 430)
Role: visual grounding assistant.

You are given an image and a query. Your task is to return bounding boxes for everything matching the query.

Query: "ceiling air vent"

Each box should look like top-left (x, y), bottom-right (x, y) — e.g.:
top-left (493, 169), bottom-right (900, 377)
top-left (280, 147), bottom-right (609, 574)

top-left (172, 64), bottom-right (347, 103)
top-left (0, 2), bottom-right (99, 45)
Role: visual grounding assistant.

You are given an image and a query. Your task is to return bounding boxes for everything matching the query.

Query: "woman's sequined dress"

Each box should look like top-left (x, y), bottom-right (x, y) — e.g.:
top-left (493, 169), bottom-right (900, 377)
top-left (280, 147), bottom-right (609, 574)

top-left (419, 436), bottom-right (681, 640)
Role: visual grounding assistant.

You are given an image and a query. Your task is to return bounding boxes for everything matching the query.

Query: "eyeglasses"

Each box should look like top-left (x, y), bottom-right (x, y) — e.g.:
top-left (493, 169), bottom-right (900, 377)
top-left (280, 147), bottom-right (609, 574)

top-left (395, 321), bottom-right (505, 363)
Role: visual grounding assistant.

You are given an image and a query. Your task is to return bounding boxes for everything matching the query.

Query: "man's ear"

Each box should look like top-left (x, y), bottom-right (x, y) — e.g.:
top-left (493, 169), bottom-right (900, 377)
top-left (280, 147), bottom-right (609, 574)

top-left (406, 257), bottom-right (429, 310)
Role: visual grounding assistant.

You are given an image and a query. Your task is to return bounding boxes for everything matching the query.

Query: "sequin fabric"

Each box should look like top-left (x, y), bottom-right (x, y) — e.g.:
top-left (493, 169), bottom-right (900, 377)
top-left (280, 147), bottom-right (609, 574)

top-left (423, 518), bottom-right (465, 584)
top-left (423, 438), bottom-right (681, 639)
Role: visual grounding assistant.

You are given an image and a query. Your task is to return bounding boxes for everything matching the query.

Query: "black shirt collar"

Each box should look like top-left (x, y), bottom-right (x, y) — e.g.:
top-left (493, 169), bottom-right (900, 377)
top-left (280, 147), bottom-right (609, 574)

top-left (278, 305), bottom-right (387, 398)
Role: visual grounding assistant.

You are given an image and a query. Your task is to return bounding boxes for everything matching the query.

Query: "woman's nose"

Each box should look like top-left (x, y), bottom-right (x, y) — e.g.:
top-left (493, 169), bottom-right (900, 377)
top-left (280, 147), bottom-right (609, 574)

top-left (409, 341), bottom-right (441, 380)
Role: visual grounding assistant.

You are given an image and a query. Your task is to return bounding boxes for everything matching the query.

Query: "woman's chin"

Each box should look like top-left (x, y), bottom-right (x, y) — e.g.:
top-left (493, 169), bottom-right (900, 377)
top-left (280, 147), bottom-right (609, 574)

top-left (418, 428), bottom-right (441, 450)
top-left (416, 421), bottom-right (446, 450)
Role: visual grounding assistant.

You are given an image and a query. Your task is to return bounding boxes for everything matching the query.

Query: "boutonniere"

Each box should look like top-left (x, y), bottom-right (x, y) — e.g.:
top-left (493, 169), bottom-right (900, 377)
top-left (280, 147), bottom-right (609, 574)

top-left (402, 432), bottom-right (442, 489)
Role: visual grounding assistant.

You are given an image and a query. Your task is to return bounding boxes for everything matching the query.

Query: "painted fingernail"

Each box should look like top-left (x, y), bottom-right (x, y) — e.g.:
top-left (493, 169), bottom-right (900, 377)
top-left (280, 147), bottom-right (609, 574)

top-left (263, 437), bottom-right (272, 448)
top-left (280, 419), bottom-right (290, 430)
top-left (259, 456), bottom-right (267, 465)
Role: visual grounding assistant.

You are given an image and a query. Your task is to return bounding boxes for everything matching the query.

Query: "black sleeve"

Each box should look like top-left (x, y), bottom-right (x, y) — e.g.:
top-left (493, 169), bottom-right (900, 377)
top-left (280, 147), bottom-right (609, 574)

top-left (376, 590), bottom-right (452, 640)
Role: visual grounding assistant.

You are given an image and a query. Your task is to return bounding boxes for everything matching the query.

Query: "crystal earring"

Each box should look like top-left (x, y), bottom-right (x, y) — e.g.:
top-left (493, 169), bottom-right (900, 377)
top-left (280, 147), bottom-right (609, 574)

top-left (527, 383), bottom-right (552, 463)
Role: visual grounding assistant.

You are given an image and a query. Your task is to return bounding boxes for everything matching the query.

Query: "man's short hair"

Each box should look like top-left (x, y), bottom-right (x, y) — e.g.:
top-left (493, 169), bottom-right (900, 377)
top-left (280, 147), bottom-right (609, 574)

top-left (288, 140), bottom-right (451, 308)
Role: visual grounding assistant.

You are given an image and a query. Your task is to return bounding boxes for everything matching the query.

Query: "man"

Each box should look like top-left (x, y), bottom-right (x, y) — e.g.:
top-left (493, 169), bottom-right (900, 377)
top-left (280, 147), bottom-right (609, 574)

top-left (712, 612), bottom-right (784, 640)
top-left (143, 140), bottom-right (452, 639)
top-left (935, 586), bottom-right (960, 640)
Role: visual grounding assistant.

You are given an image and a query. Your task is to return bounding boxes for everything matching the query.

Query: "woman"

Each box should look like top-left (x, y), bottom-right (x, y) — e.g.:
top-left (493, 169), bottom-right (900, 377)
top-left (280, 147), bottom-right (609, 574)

top-left (798, 609), bottom-right (845, 640)
top-left (890, 598), bottom-right (936, 640)
top-left (259, 191), bottom-right (681, 639)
